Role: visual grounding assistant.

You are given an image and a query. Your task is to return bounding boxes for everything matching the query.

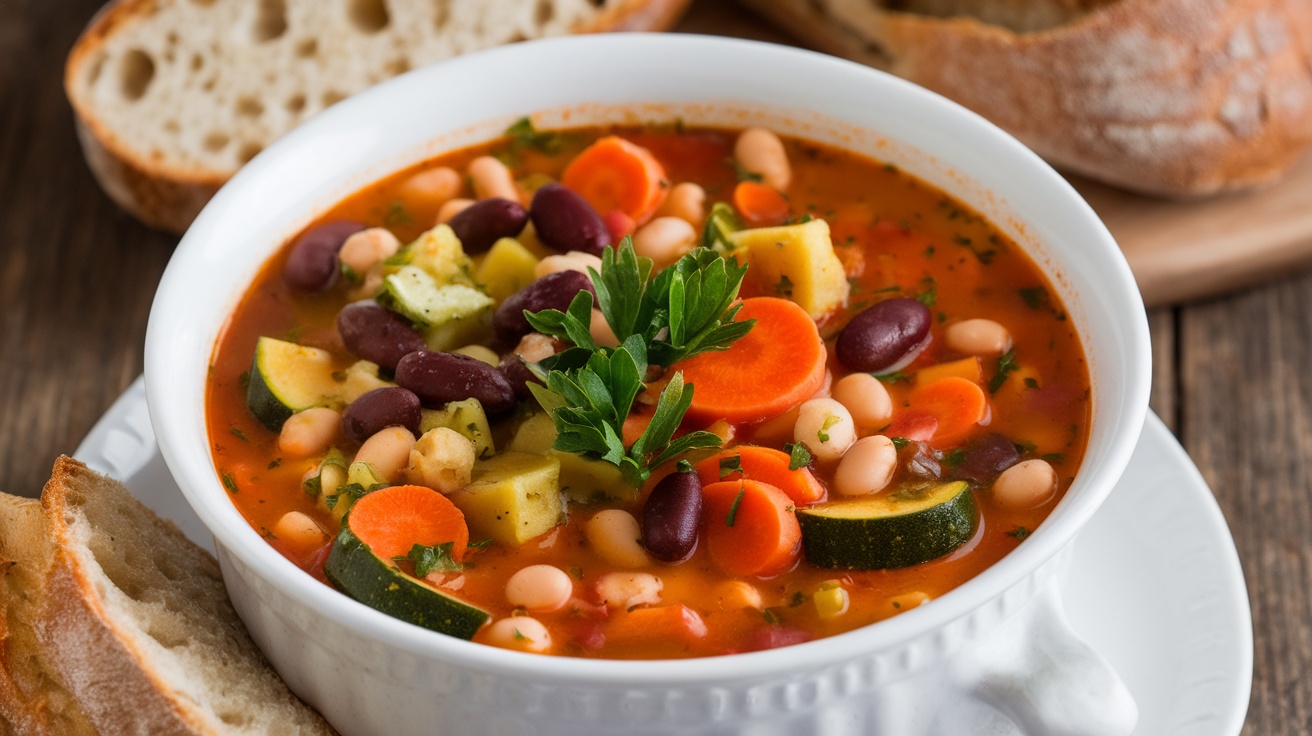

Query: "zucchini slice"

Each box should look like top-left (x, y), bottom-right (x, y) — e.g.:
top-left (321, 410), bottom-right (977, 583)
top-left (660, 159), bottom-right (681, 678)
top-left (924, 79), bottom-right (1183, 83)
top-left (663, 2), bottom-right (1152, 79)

top-left (325, 513), bottom-right (490, 640)
top-left (701, 201), bottom-right (742, 255)
top-left (798, 481), bottom-right (978, 570)
top-left (377, 266), bottom-right (493, 330)
top-left (245, 337), bottom-right (342, 430)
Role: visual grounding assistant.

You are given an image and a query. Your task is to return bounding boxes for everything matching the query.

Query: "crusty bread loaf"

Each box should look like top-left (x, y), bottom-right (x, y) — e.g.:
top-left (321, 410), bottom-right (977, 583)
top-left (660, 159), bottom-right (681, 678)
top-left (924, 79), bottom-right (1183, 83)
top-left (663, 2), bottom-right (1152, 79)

top-left (0, 457), bottom-right (336, 735)
top-left (740, 0), bottom-right (1312, 198)
top-left (65, 0), bottom-right (691, 233)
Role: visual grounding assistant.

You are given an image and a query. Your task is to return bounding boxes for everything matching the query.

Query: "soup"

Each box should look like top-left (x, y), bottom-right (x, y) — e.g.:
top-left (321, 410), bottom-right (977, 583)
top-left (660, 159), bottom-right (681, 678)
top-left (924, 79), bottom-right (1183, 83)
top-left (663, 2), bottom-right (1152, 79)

top-left (206, 121), bottom-right (1089, 659)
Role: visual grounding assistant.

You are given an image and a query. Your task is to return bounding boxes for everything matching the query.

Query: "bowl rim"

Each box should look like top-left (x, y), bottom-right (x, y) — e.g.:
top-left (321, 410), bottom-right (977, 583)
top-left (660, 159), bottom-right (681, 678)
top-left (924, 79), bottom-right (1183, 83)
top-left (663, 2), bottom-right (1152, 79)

top-left (145, 32), bottom-right (1151, 683)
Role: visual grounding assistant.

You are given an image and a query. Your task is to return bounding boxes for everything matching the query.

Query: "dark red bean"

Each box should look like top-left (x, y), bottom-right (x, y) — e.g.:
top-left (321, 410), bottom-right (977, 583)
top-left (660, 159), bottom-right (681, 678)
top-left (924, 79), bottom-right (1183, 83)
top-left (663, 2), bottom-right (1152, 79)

top-left (954, 433), bottom-right (1020, 484)
top-left (448, 197), bottom-right (529, 255)
top-left (493, 270), bottom-right (596, 344)
top-left (836, 298), bottom-right (933, 373)
top-left (394, 351), bottom-right (518, 418)
top-left (498, 354), bottom-right (542, 400)
top-left (337, 301), bottom-right (428, 371)
top-left (283, 220), bottom-right (365, 291)
top-left (341, 387), bottom-right (421, 444)
top-left (902, 440), bottom-right (942, 480)
top-left (641, 469), bottom-right (702, 563)
top-left (529, 183), bottom-right (610, 256)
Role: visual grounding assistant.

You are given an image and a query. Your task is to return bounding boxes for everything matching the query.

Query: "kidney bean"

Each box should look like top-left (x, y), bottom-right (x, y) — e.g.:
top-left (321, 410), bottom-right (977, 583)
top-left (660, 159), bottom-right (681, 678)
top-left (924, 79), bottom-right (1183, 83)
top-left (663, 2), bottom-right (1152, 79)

top-left (902, 440), bottom-right (942, 480)
top-left (641, 469), bottom-right (702, 563)
top-left (336, 301), bottom-right (428, 371)
top-left (395, 350), bottom-right (518, 418)
top-left (283, 220), bottom-right (365, 291)
top-left (493, 270), bottom-right (596, 344)
top-left (529, 183), bottom-right (610, 256)
top-left (341, 387), bottom-right (422, 444)
top-left (447, 197), bottom-right (529, 255)
top-left (953, 432), bottom-right (1021, 484)
top-left (836, 298), bottom-right (933, 373)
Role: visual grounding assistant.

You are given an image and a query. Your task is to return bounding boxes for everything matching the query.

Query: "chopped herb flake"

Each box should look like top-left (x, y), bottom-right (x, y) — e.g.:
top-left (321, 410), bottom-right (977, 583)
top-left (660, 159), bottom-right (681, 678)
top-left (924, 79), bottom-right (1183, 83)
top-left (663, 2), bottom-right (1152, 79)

top-left (785, 442), bottom-right (812, 470)
top-left (229, 427), bottom-right (249, 443)
top-left (220, 472), bottom-right (239, 495)
top-left (942, 448), bottom-right (965, 467)
top-left (1008, 526), bottom-right (1031, 540)
top-left (399, 541), bottom-right (463, 577)
top-left (725, 485), bottom-right (746, 527)
top-left (890, 437), bottom-right (910, 450)
top-left (988, 348), bottom-right (1019, 394)
top-left (719, 455), bottom-right (743, 479)
top-left (817, 414), bottom-right (841, 443)
top-left (1018, 287), bottom-right (1048, 309)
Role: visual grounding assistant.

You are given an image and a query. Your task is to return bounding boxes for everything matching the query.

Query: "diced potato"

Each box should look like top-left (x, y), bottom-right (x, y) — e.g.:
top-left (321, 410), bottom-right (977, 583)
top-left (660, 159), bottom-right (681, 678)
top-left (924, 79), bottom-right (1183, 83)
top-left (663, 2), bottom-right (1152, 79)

top-left (332, 360), bottom-right (392, 404)
top-left (916, 357), bottom-right (983, 386)
top-left (424, 309), bottom-right (493, 352)
top-left (419, 399), bottom-right (495, 459)
top-left (726, 218), bottom-right (850, 319)
top-left (508, 412), bottom-right (557, 455)
top-left (449, 452), bottom-right (563, 546)
top-left (507, 413), bottom-right (635, 503)
top-left (476, 237), bottom-right (540, 302)
top-left (401, 224), bottom-right (475, 285)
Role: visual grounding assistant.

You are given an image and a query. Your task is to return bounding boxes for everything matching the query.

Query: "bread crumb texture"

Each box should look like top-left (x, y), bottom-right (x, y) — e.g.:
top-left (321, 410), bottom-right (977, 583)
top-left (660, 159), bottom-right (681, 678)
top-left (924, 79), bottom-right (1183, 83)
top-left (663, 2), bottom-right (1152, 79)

top-left (67, 0), bottom-right (665, 175)
top-left (743, 0), bottom-right (1312, 196)
top-left (0, 457), bottom-right (335, 735)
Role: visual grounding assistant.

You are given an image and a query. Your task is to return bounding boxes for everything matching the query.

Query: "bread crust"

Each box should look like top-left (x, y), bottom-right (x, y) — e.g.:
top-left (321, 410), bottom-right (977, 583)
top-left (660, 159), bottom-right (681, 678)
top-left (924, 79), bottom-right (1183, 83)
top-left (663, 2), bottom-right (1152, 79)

top-left (741, 0), bottom-right (1312, 197)
top-left (65, 0), bottom-right (692, 234)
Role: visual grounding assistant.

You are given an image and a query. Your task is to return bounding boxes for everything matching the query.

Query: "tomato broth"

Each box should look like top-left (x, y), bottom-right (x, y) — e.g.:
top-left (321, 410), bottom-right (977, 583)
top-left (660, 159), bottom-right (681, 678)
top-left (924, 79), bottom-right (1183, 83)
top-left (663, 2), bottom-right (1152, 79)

top-left (207, 123), bottom-right (1089, 659)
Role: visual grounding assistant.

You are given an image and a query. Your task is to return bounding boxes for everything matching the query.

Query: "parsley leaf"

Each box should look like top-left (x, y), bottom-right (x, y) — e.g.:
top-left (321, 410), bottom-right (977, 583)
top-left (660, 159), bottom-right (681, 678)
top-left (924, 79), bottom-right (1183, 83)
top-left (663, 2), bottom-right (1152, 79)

top-left (719, 454), bottom-right (743, 479)
top-left (941, 448), bottom-right (965, 467)
top-left (889, 437), bottom-right (911, 450)
top-left (726, 484), bottom-right (747, 527)
top-left (1018, 287), bottom-right (1047, 309)
top-left (220, 472), bottom-right (239, 495)
top-left (914, 277), bottom-right (937, 306)
top-left (504, 117), bottom-right (564, 154)
top-left (730, 159), bottom-right (764, 183)
top-left (785, 442), bottom-right (812, 470)
top-left (988, 348), bottom-right (1019, 394)
top-left (397, 541), bottom-right (463, 577)
top-left (1008, 526), bottom-right (1031, 540)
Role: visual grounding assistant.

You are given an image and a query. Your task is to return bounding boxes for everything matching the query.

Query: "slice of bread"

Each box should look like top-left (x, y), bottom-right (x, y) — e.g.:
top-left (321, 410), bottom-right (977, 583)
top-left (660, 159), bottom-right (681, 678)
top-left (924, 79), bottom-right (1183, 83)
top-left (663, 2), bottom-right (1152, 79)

top-left (0, 457), bottom-right (336, 735)
top-left (65, 0), bottom-right (692, 233)
top-left (740, 0), bottom-right (1312, 198)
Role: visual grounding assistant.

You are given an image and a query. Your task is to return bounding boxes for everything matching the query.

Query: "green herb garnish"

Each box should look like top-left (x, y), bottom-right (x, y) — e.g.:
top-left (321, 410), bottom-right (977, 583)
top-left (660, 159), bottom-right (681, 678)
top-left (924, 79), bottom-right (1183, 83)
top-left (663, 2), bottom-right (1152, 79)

top-left (397, 541), bottom-right (463, 577)
top-left (719, 454), bottom-right (743, 479)
top-left (725, 484), bottom-right (747, 527)
top-left (816, 414), bottom-right (841, 443)
top-left (229, 427), bottom-right (249, 443)
top-left (1018, 287), bottom-right (1047, 309)
top-left (1008, 526), bottom-right (1031, 540)
top-left (890, 437), bottom-right (911, 450)
top-left (220, 472), bottom-right (239, 495)
top-left (988, 348), bottom-right (1019, 394)
top-left (914, 278), bottom-right (937, 307)
top-left (505, 117), bottom-right (564, 154)
top-left (785, 442), bottom-right (812, 470)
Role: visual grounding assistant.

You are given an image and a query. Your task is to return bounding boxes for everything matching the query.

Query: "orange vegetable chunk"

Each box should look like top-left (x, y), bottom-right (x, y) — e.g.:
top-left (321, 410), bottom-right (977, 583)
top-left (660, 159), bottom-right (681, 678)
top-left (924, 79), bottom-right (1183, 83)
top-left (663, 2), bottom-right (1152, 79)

top-left (606, 604), bottom-right (708, 646)
top-left (347, 485), bottom-right (470, 563)
top-left (694, 446), bottom-right (825, 505)
top-left (701, 479), bottom-right (802, 578)
top-left (905, 376), bottom-right (988, 445)
top-left (562, 136), bottom-right (667, 224)
top-left (733, 180), bottom-right (789, 226)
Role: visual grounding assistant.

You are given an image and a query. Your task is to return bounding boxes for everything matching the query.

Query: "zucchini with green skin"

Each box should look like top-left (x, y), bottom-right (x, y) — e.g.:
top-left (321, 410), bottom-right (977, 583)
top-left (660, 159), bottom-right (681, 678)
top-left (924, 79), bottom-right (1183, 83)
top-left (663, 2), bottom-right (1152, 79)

top-left (798, 481), bottom-right (978, 569)
top-left (325, 523), bottom-right (490, 639)
top-left (245, 337), bottom-right (343, 430)
top-left (376, 265), bottom-right (493, 330)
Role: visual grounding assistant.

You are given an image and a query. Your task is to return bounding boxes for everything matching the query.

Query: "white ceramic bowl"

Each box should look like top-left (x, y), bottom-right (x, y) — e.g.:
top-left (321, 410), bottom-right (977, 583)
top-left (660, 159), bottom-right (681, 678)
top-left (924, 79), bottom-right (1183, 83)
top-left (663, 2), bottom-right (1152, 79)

top-left (146, 35), bottom-right (1151, 736)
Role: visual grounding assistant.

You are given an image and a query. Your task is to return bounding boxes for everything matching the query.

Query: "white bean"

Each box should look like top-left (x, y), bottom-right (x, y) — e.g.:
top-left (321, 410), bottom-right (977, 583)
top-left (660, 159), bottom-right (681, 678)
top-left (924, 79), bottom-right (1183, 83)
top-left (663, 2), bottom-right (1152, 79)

top-left (505, 564), bottom-right (573, 612)
top-left (833, 435), bottom-right (898, 496)
top-left (594, 572), bottom-right (663, 609)
top-left (272, 511), bottom-right (326, 550)
top-left (278, 407), bottom-right (340, 457)
top-left (396, 166), bottom-right (462, 209)
top-left (513, 332), bottom-right (557, 363)
top-left (585, 509), bottom-right (651, 568)
top-left (339, 227), bottom-right (401, 274)
top-left (436, 197), bottom-right (475, 225)
top-left (405, 427), bottom-right (475, 493)
top-left (734, 127), bottom-right (791, 191)
top-left (467, 155), bottom-right (519, 202)
top-left (354, 426), bottom-right (416, 484)
top-left (485, 616), bottom-right (551, 653)
top-left (655, 182), bottom-right (706, 226)
top-left (945, 319), bottom-right (1013, 357)
top-left (452, 344), bottom-right (500, 366)
top-left (793, 398), bottom-right (857, 462)
top-left (992, 459), bottom-right (1057, 509)
top-left (831, 373), bottom-right (893, 428)
top-left (534, 251), bottom-right (602, 279)
top-left (632, 216), bottom-right (697, 267)
top-left (590, 309), bottom-right (619, 348)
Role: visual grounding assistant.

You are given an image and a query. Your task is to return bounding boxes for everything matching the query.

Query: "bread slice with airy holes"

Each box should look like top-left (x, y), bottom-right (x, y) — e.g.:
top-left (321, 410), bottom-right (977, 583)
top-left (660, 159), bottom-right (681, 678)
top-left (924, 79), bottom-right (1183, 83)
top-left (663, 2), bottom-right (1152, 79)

top-left (64, 0), bottom-right (692, 233)
top-left (739, 0), bottom-right (1312, 197)
top-left (0, 457), bottom-right (336, 735)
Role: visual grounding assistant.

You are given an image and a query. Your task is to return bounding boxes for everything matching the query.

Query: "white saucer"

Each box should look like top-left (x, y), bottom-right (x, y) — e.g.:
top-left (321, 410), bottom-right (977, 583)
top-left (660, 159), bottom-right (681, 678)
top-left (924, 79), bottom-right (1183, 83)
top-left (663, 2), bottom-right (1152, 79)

top-left (75, 377), bottom-right (1252, 735)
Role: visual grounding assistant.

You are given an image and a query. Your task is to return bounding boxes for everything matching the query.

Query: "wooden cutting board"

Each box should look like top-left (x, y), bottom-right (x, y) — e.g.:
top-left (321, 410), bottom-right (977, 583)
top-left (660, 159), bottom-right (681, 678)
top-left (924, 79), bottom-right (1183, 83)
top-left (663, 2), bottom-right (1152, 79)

top-left (677, 1), bottom-right (1312, 307)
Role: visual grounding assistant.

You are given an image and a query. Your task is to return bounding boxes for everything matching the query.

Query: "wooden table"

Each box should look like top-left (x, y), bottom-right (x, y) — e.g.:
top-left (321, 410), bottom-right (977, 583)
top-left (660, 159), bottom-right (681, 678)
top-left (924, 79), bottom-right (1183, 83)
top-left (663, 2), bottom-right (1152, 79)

top-left (1, 1), bottom-right (1305, 733)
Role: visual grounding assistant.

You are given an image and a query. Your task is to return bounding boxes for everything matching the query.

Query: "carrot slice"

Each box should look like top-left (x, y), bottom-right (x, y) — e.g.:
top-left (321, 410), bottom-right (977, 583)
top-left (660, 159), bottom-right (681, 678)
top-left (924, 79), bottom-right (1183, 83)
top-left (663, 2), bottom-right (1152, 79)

top-left (606, 604), bottom-right (708, 646)
top-left (694, 446), bottom-right (825, 505)
top-left (701, 479), bottom-right (802, 578)
top-left (905, 376), bottom-right (988, 445)
top-left (561, 136), bottom-right (667, 224)
top-left (915, 356), bottom-right (983, 386)
top-left (733, 181), bottom-right (789, 226)
top-left (678, 297), bottom-right (826, 424)
top-left (346, 485), bottom-right (470, 563)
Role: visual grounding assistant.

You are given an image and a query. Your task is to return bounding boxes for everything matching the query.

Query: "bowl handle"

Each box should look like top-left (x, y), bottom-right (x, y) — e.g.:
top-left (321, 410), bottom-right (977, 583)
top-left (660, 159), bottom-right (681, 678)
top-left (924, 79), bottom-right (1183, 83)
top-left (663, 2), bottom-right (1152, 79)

top-left (949, 582), bottom-right (1138, 736)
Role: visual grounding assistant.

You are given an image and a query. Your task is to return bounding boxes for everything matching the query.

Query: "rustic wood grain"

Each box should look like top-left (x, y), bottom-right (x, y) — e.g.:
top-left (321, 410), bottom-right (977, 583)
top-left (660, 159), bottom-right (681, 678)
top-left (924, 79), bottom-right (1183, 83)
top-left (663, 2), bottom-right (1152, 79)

top-left (0, 0), bottom-right (1301, 733)
top-left (0, 0), bottom-right (176, 496)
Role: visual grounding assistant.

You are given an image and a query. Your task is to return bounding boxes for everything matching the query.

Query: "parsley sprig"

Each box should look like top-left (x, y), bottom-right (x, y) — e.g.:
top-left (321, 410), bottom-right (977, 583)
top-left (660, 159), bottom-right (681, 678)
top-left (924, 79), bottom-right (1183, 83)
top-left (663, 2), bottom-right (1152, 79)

top-left (524, 240), bottom-right (754, 487)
